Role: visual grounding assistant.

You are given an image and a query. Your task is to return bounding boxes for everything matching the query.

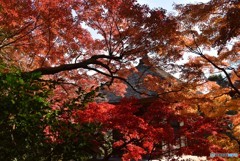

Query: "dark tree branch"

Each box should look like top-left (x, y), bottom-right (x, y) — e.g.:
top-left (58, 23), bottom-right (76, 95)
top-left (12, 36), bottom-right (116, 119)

top-left (27, 54), bottom-right (154, 96)
top-left (29, 55), bottom-right (122, 75)
top-left (27, 53), bottom-right (186, 99)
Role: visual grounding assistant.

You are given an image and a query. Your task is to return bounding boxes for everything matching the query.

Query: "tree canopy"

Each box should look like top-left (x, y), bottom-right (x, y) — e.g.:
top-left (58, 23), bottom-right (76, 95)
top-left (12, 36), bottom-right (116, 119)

top-left (0, 0), bottom-right (239, 160)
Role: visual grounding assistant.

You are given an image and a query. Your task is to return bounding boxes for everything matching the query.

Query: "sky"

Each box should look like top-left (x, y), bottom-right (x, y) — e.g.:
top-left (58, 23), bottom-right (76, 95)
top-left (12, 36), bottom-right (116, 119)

top-left (137, 0), bottom-right (210, 11)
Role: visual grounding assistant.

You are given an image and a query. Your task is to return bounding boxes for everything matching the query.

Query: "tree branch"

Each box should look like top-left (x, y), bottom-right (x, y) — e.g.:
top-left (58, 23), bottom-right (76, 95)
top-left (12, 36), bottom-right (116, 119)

top-left (29, 55), bottom-right (121, 75)
top-left (186, 39), bottom-right (240, 96)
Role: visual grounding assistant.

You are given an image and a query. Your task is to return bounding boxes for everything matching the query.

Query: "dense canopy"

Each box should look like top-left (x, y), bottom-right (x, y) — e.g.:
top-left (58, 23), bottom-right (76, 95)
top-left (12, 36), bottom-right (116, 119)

top-left (0, 0), bottom-right (239, 160)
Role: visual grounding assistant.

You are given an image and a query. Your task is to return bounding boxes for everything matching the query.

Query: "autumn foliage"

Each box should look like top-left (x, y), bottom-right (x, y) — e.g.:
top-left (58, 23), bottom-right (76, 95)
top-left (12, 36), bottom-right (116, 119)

top-left (0, 0), bottom-right (239, 160)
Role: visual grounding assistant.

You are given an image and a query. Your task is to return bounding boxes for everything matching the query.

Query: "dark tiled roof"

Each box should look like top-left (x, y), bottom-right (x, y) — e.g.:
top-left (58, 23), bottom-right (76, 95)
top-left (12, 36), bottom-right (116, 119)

top-left (99, 57), bottom-right (177, 103)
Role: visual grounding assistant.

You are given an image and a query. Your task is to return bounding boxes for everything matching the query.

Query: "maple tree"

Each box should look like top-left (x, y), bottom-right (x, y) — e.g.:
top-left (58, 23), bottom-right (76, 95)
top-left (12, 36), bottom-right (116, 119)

top-left (0, 0), bottom-right (181, 160)
top-left (0, 0), bottom-right (179, 88)
top-left (174, 0), bottom-right (240, 159)
top-left (0, 0), bottom-right (239, 160)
